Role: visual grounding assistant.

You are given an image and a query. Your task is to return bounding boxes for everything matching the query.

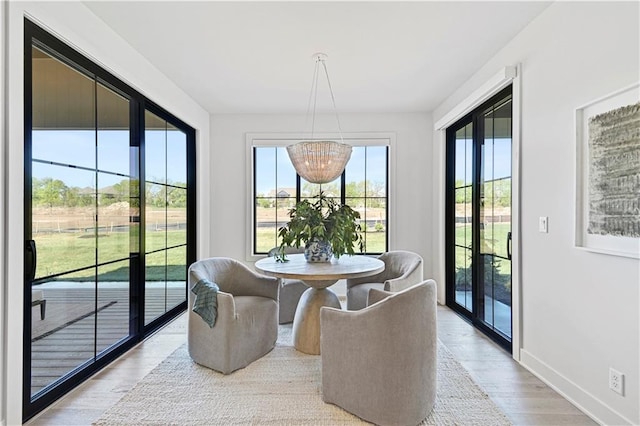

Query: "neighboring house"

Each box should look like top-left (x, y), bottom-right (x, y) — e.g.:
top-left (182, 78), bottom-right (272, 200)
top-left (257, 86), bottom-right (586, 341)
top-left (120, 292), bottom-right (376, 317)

top-left (272, 188), bottom-right (296, 199)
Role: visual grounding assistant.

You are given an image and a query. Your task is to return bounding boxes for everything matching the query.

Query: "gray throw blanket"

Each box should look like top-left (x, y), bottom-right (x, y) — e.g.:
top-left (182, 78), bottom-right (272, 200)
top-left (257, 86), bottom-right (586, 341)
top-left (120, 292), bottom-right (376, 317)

top-left (191, 279), bottom-right (220, 328)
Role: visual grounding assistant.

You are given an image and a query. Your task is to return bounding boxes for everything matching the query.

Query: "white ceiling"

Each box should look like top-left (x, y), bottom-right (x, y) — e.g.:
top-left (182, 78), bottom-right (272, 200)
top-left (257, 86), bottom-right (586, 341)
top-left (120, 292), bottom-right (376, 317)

top-left (83, 1), bottom-right (551, 114)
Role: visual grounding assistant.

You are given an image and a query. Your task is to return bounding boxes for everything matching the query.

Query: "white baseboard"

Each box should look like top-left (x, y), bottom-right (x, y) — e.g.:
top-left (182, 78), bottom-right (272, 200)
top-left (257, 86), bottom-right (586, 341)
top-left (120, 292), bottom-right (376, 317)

top-left (520, 349), bottom-right (635, 425)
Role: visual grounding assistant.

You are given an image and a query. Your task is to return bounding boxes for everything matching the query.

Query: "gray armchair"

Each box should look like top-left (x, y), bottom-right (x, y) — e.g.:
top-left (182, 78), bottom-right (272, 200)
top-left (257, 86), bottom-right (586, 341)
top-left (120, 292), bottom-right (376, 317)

top-left (346, 250), bottom-right (423, 310)
top-left (268, 247), bottom-right (308, 324)
top-left (187, 257), bottom-right (279, 374)
top-left (320, 280), bottom-right (437, 426)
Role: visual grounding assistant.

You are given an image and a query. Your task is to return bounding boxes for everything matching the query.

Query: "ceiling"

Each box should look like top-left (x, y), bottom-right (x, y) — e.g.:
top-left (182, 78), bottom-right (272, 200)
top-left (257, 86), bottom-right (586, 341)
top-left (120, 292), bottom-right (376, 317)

top-left (83, 1), bottom-right (551, 114)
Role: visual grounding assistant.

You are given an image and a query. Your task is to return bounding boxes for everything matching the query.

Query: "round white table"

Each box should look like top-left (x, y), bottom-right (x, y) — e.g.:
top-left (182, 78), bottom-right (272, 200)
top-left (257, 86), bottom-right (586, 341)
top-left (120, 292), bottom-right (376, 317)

top-left (255, 253), bottom-right (385, 355)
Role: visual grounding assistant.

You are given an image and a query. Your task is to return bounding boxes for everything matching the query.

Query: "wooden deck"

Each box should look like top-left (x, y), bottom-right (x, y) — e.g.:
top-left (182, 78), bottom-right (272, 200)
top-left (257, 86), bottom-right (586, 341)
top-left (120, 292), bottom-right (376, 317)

top-left (30, 284), bottom-right (185, 395)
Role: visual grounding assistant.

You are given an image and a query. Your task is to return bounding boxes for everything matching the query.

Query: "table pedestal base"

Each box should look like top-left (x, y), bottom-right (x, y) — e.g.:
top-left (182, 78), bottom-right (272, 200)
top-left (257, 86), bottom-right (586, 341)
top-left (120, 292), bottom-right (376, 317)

top-left (292, 286), bottom-right (341, 355)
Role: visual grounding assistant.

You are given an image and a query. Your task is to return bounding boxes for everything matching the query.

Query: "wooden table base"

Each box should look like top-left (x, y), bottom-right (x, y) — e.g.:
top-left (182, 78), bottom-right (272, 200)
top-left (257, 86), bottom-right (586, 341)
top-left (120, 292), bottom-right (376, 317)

top-left (292, 286), bottom-right (341, 355)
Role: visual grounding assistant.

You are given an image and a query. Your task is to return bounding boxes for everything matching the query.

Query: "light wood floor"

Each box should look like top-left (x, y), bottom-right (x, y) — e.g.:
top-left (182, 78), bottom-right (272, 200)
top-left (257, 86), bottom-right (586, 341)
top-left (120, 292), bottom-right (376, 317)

top-left (26, 305), bottom-right (597, 426)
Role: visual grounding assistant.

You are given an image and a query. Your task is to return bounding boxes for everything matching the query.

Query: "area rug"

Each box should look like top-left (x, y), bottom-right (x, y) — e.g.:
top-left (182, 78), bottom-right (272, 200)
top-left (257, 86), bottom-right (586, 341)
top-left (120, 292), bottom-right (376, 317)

top-left (94, 325), bottom-right (511, 425)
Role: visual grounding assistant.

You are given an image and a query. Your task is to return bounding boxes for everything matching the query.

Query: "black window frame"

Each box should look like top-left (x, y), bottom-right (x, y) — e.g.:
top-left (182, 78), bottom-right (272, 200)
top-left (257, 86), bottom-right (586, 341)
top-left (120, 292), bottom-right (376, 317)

top-left (445, 85), bottom-right (513, 353)
top-left (252, 144), bottom-right (389, 256)
top-left (23, 18), bottom-right (197, 421)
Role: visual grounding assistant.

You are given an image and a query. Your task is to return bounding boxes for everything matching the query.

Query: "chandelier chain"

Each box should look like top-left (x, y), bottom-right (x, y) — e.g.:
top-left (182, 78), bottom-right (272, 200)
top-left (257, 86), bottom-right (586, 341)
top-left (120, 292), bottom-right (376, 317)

top-left (321, 61), bottom-right (344, 143)
top-left (288, 53), bottom-right (352, 184)
top-left (305, 60), bottom-right (320, 138)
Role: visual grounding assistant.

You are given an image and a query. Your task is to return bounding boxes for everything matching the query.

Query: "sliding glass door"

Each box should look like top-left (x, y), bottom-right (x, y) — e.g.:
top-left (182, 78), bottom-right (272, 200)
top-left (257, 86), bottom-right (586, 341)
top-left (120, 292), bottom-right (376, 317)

top-left (26, 43), bottom-right (135, 398)
top-left (144, 111), bottom-right (188, 325)
top-left (23, 20), bottom-right (196, 420)
top-left (446, 86), bottom-right (513, 350)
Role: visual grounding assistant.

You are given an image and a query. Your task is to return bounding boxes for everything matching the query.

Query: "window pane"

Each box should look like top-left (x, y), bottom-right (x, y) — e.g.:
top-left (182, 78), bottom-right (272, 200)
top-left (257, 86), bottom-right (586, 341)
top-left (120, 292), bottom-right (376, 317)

top-left (97, 84), bottom-right (129, 176)
top-left (31, 275), bottom-right (96, 396)
top-left (97, 260), bottom-right (130, 354)
top-left (32, 47), bottom-right (96, 169)
top-left (454, 246), bottom-right (472, 311)
top-left (364, 198), bottom-right (386, 253)
top-left (455, 222), bottom-right (472, 250)
top-left (146, 182), bottom-right (167, 253)
top-left (145, 250), bottom-right (166, 325)
top-left (346, 180), bottom-right (364, 198)
top-left (301, 181), bottom-right (320, 198)
top-left (32, 162), bottom-right (96, 278)
top-left (454, 124), bottom-right (473, 187)
top-left (366, 146), bottom-right (387, 197)
top-left (301, 180), bottom-right (341, 198)
top-left (166, 246), bottom-right (187, 311)
top-left (255, 147), bottom-right (276, 198)
top-left (345, 146), bottom-right (365, 190)
top-left (145, 111), bottom-right (166, 184)
top-left (97, 172), bottom-right (130, 264)
top-left (167, 187), bottom-right (187, 247)
top-left (346, 197), bottom-right (365, 224)
top-left (166, 123), bottom-right (186, 187)
top-left (276, 196), bottom-right (295, 226)
top-left (256, 198), bottom-right (277, 253)
top-left (276, 146), bottom-right (296, 193)
top-left (485, 99), bottom-right (513, 174)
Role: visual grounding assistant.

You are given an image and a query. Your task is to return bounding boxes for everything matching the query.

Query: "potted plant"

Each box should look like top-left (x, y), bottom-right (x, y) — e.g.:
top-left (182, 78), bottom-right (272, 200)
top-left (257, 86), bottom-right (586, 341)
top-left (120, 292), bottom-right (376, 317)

top-left (276, 192), bottom-right (364, 262)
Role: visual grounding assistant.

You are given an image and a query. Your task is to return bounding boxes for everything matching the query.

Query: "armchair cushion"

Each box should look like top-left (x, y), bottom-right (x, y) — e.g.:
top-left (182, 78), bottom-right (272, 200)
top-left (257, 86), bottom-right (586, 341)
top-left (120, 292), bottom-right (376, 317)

top-left (191, 279), bottom-right (220, 328)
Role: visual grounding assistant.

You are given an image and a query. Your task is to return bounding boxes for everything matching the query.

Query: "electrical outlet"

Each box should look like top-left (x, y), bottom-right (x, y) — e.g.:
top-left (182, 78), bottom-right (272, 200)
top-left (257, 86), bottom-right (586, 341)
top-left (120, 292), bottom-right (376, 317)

top-left (538, 216), bottom-right (548, 233)
top-left (609, 368), bottom-right (624, 396)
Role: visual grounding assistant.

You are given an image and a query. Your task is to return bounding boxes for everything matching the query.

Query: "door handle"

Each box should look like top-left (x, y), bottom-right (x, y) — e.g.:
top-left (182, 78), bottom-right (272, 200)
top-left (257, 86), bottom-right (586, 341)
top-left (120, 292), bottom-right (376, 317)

top-left (506, 232), bottom-right (512, 261)
top-left (25, 239), bottom-right (37, 282)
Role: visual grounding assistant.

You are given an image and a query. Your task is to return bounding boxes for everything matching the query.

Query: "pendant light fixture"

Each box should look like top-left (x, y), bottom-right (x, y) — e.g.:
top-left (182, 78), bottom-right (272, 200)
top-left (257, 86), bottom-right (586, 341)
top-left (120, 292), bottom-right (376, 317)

top-left (287, 53), bottom-right (352, 184)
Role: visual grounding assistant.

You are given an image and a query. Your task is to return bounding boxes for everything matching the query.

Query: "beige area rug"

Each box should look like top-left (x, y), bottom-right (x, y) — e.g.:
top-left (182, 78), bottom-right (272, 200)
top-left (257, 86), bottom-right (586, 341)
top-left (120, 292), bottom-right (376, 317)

top-left (94, 325), bottom-right (511, 425)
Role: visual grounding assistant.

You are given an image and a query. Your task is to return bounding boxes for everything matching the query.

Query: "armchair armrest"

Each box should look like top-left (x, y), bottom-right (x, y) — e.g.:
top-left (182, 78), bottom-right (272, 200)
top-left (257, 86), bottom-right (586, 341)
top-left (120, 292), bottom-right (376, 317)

top-left (346, 269), bottom-right (387, 289)
top-left (188, 258), bottom-right (279, 301)
top-left (231, 266), bottom-right (279, 301)
top-left (383, 259), bottom-right (423, 292)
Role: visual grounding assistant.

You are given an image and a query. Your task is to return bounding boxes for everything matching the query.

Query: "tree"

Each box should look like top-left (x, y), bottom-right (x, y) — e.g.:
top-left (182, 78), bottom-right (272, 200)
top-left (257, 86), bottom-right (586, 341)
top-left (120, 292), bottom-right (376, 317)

top-left (167, 187), bottom-right (186, 207)
top-left (34, 178), bottom-right (68, 207)
top-left (111, 180), bottom-right (129, 203)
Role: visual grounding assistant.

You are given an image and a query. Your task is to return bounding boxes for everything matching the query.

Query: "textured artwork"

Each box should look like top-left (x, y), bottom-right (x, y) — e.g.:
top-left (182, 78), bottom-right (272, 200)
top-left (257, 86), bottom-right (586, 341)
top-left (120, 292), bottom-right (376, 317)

top-left (587, 102), bottom-right (640, 238)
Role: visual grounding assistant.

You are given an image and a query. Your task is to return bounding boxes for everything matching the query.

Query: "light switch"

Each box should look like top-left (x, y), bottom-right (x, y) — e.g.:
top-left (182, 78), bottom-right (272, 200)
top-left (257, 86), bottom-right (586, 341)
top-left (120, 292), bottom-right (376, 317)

top-left (539, 216), bottom-right (548, 233)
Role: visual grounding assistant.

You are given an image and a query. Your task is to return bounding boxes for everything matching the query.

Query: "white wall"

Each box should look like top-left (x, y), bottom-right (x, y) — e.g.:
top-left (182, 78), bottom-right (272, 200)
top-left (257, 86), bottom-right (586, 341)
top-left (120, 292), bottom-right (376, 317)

top-left (433, 2), bottom-right (639, 424)
top-left (0, 1), bottom-right (7, 424)
top-left (2, 2), bottom-right (210, 424)
top-left (210, 113), bottom-right (433, 275)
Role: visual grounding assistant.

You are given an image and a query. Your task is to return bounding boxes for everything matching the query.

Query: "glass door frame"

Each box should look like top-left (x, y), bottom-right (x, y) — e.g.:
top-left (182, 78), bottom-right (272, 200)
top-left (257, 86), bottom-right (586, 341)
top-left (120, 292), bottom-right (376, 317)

top-left (445, 85), bottom-right (513, 352)
top-left (23, 19), bottom-right (196, 421)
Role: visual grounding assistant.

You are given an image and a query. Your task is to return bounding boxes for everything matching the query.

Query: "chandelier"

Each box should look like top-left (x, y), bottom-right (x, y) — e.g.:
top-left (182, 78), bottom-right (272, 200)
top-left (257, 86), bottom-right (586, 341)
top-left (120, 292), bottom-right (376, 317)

top-left (287, 53), bottom-right (352, 184)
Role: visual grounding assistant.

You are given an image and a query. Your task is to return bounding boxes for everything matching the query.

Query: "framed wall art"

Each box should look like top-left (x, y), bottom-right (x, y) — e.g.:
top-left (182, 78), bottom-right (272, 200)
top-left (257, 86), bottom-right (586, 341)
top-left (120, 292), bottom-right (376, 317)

top-left (575, 82), bottom-right (640, 259)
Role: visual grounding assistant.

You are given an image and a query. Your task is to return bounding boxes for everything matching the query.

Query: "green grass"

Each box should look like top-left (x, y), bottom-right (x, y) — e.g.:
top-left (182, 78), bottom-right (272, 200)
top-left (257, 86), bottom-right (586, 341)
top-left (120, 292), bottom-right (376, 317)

top-left (34, 230), bottom-right (186, 282)
top-left (454, 223), bottom-right (511, 275)
top-left (454, 223), bottom-right (511, 255)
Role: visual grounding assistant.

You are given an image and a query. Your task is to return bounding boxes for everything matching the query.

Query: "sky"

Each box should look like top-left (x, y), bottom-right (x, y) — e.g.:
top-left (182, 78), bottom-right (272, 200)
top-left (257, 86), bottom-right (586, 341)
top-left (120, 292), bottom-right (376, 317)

top-left (32, 130), bottom-right (186, 188)
top-left (32, 131), bottom-right (511, 193)
top-left (455, 137), bottom-right (512, 185)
